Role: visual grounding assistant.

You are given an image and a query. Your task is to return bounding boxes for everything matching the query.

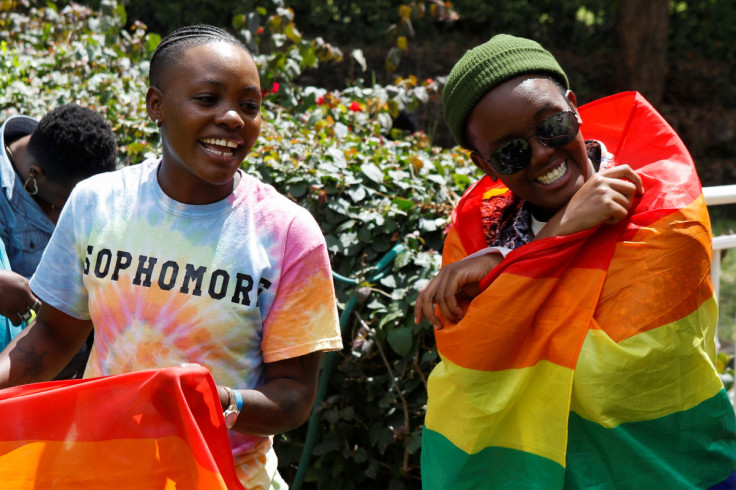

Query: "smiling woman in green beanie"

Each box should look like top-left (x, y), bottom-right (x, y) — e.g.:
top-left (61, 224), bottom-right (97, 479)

top-left (415, 34), bottom-right (736, 489)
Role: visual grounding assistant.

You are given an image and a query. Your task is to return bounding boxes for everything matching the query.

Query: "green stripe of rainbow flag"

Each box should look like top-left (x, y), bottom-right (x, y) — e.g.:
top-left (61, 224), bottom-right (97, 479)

top-left (423, 389), bottom-right (735, 489)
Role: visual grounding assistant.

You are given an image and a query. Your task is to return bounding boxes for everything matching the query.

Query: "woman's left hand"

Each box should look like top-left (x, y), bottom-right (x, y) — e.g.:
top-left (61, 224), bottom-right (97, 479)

top-left (0, 271), bottom-right (38, 326)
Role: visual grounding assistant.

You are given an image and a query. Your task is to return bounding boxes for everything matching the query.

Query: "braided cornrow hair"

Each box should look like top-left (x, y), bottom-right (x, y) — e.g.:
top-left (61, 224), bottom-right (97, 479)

top-left (149, 24), bottom-right (249, 88)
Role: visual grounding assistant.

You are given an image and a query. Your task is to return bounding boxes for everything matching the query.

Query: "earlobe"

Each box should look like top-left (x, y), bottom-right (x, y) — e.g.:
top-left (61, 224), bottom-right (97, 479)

top-left (565, 89), bottom-right (583, 125)
top-left (145, 86), bottom-right (164, 125)
top-left (29, 164), bottom-right (44, 179)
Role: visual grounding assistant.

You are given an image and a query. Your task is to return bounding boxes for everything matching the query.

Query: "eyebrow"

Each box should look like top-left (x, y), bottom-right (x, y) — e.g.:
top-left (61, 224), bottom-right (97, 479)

top-left (196, 78), bottom-right (260, 92)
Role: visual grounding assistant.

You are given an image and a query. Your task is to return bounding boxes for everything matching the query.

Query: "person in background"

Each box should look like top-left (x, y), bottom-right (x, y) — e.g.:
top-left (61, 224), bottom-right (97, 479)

top-left (0, 25), bottom-right (342, 488)
top-left (0, 104), bottom-right (117, 376)
top-left (415, 34), bottom-right (736, 489)
top-left (1, 104), bottom-right (118, 277)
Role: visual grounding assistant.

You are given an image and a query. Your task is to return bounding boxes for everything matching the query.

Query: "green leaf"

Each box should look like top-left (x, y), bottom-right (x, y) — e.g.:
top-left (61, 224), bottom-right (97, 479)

top-left (285, 23), bottom-right (302, 43)
top-left (114, 5), bottom-right (127, 25)
top-left (307, 112), bottom-right (323, 126)
top-left (407, 433), bottom-right (423, 454)
top-left (378, 426), bottom-right (394, 454)
top-left (379, 275), bottom-right (397, 288)
top-left (361, 162), bottom-right (384, 184)
top-left (351, 48), bottom-right (367, 72)
top-left (334, 122), bottom-right (348, 138)
top-left (419, 218), bottom-right (437, 232)
top-left (387, 326), bottom-right (413, 356)
top-left (126, 142), bottom-right (148, 154)
top-left (372, 235), bottom-right (392, 252)
top-left (287, 182), bottom-right (308, 198)
top-left (353, 447), bottom-right (368, 463)
top-left (301, 48), bottom-right (318, 68)
top-left (382, 217), bottom-right (398, 234)
top-left (232, 14), bottom-right (246, 29)
top-left (313, 438), bottom-right (340, 456)
top-left (426, 174), bottom-right (446, 185)
top-left (377, 112), bottom-right (393, 130)
top-left (365, 459), bottom-right (380, 479)
top-left (414, 86), bottom-right (429, 104)
top-left (346, 185), bottom-right (366, 203)
top-left (339, 231), bottom-right (358, 249)
top-left (391, 197), bottom-right (414, 212)
top-left (147, 33), bottom-right (161, 52)
top-left (452, 172), bottom-right (472, 188)
top-left (327, 147), bottom-right (346, 167)
top-left (325, 234), bottom-right (341, 254)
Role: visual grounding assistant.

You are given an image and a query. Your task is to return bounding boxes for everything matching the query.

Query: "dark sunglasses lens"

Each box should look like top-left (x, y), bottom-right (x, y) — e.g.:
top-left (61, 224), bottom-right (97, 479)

top-left (491, 138), bottom-right (530, 175)
top-left (537, 112), bottom-right (578, 148)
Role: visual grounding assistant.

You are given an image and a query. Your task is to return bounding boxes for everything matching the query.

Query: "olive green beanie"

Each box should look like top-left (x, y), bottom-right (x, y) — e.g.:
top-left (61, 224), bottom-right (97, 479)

top-left (443, 34), bottom-right (569, 148)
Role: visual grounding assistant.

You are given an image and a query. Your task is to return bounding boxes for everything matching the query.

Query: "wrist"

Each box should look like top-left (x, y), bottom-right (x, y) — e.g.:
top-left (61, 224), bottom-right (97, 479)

top-left (221, 386), bottom-right (243, 430)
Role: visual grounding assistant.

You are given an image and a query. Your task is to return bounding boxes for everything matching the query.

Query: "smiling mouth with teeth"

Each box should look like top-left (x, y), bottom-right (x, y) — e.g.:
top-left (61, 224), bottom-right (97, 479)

top-left (536, 161), bottom-right (567, 185)
top-left (201, 137), bottom-right (239, 157)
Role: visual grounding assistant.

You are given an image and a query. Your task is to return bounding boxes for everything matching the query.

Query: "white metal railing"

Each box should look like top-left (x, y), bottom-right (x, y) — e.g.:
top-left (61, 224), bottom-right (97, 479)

top-left (705, 185), bottom-right (736, 300)
top-left (705, 185), bottom-right (736, 405)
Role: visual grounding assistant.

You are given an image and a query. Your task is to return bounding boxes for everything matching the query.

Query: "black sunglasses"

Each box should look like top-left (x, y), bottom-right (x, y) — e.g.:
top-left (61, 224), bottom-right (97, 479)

top-left (483, 111), bottom-right (579, 175)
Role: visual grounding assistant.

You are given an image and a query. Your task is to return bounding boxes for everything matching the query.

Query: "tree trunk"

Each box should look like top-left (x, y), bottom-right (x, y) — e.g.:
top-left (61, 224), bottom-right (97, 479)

top-left (614, 0), bottom-right (670, 107)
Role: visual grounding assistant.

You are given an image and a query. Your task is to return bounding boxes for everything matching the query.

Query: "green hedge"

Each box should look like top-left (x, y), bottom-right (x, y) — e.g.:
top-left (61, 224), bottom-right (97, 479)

top-left (0, 2), bottom-right (482, 487)
top-left (3, 1), bottom-right (734, 488)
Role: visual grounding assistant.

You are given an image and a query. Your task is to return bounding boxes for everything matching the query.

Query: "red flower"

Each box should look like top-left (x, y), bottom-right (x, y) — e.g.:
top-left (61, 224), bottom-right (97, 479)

top-left (316, 96), bottom-right (324, 105)
top-left (257, 27), bottom-right (264, 35)
top-left (271, 82), bottom-right (280, 93)
top-left (349, 101), bottom-right (362, 112)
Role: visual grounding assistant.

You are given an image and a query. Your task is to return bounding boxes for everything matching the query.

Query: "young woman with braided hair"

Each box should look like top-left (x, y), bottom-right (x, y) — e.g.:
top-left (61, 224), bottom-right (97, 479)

top-left (0, 24), bottom-right (342, 488)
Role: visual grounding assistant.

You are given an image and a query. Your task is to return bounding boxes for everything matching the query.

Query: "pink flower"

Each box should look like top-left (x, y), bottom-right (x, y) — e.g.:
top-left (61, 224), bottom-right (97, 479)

top-left (349, 101), bottom-right (362, 112)
top-left (271, 82), bottom-right (280, 93)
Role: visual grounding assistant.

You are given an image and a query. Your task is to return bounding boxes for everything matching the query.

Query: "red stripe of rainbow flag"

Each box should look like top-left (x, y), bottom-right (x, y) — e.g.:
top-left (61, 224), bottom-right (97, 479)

top-left (0, 365), bottom-right (243, 489)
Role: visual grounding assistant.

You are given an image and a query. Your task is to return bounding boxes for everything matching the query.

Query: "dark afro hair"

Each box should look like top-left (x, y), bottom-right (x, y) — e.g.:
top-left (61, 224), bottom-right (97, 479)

top-left (27, 104), bottom-right (117, 185)
top-left (149, 24), bottom-right (249, 88)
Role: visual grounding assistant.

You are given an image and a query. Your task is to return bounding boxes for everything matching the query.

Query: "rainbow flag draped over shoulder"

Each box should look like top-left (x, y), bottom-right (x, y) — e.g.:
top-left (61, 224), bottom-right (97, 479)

top-left (421, 92), bottom-right (736, 489)
top-left (0, 365), bottom-right (244, 489)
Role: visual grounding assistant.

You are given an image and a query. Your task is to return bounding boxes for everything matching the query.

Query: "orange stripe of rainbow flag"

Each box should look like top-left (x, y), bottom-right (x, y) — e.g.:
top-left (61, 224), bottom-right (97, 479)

top-left (0, 365), bottom-right (243, 489)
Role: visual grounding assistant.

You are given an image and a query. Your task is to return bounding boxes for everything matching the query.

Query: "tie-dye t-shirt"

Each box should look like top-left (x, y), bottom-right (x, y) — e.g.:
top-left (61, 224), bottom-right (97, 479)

top-left (30, 158), bottom-right (342, 487)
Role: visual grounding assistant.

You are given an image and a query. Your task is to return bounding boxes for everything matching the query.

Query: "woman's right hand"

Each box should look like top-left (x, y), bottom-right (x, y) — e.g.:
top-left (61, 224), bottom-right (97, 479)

top-left (0, 271), bottom-right (37, 326)
top-left (539, 165), bottom-right (644, 239)
top-left (414, 253), bottom-right (502, 329)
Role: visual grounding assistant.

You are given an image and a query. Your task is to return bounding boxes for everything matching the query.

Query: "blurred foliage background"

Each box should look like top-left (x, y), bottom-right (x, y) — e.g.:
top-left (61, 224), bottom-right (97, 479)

top-left (1, 0), bottom-right (735, 488)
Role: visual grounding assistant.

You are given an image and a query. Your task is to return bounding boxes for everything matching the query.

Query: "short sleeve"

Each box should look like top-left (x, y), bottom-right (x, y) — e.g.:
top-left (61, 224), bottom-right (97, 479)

top-left (29, 188), bottom-right (90, 320)
top-left (261, 212), bottom-right (341, 363)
